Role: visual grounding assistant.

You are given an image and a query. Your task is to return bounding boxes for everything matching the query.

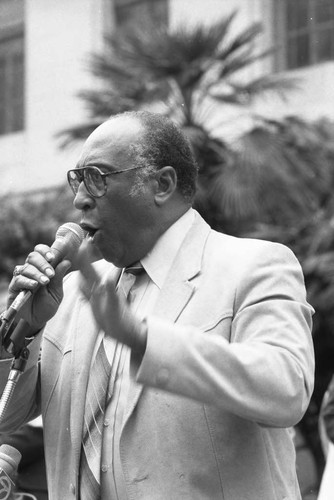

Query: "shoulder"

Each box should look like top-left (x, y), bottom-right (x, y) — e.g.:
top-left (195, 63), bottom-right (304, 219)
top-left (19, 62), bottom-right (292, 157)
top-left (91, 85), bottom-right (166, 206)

top-left (191, 211), bottom-right (302, 282)
top-left (193, 210), bottom-right (296, 265)
top-left (207, 229), bottom-right (298, 268)
top-left (204, 230), bottom-right (308, 306)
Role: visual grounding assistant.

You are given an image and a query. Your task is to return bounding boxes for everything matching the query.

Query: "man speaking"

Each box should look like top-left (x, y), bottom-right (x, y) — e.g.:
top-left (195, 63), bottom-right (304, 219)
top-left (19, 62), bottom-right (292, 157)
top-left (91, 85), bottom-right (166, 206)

top-left (0, 111), bottom-right (314, 499)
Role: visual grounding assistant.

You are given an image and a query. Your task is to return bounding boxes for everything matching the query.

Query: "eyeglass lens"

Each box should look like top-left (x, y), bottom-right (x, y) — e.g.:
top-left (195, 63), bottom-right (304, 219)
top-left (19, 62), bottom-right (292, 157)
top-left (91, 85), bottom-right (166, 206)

top-left (68, 168), bottom-right (105, 197)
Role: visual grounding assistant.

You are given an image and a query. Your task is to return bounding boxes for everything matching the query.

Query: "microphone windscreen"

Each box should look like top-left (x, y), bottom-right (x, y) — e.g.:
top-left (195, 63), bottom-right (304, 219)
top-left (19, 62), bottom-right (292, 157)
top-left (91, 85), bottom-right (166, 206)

top-left (0, 443), bottom-right (22, 475)
top-left (55, 222), bottom-right (85, 250)
top-left (51, 222), bottom-right (86, 265)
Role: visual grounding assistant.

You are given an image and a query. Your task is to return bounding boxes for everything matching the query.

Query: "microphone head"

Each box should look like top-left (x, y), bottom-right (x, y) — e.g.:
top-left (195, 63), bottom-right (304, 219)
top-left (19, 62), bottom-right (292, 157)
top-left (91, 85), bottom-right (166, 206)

top-left (56, 222), bottom-right (85, 243)
top-left (55, 222), bottom-right (86, 253)
top-left (0, 444), bottom-right (22, 475)
top-left (50, 222), bottom-right (86, 266)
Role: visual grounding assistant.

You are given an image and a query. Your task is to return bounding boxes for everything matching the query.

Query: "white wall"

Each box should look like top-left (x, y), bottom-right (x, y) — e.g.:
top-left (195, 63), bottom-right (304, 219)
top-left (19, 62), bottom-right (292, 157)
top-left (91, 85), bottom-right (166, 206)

top-left (1, 0), bottom-right (333, 194)
top-left (253, 61), bottom-right (334, 122)
top-left (170, 0), bottom-right (260, 27)
top-left (169, 0), bottom-right (271, 51)
top-left (0, 0), bottom-right (109, 194)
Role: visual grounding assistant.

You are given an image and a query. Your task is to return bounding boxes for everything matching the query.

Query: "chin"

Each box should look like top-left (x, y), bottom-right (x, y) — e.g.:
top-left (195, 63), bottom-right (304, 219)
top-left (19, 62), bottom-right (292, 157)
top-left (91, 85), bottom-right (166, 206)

top-left (96, 239), bottom-right (132, 268)
top-left (88, 244), bottom-right (103, 262)
top-left (99, 248), bottom-right (125, 268)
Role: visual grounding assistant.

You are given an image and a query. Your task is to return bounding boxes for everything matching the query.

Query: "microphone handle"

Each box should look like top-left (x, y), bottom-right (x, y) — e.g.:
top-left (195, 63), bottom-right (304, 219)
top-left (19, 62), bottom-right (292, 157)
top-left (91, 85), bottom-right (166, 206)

top-left (1, 291), bottom-right (32, 326)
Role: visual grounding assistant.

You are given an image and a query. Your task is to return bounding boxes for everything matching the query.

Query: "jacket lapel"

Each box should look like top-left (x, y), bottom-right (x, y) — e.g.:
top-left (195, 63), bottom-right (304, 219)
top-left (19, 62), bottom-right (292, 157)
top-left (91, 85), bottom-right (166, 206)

top-left (70, 297), bottom-right (99, 473)
top-left (153, 212), bottom-right (210, 322)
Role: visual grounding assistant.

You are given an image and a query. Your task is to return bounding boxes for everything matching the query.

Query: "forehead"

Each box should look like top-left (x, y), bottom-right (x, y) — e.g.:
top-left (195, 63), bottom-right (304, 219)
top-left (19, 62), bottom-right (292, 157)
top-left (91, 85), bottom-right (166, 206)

top-left (77, 117), bottom-right (144, 168)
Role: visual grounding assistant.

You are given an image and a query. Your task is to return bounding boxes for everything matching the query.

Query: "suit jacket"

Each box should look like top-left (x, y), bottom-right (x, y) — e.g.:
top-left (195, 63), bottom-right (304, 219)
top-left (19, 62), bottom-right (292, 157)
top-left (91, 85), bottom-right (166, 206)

top-left (0, 212), bottom-right (314, 499)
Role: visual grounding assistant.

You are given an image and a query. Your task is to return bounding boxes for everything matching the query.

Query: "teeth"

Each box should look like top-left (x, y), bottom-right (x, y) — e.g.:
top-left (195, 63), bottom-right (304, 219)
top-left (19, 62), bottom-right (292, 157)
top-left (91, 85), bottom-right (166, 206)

top-left (82, 225), bottom-right (98, 243)
top-left (86, 231), bottom-right (96, 242)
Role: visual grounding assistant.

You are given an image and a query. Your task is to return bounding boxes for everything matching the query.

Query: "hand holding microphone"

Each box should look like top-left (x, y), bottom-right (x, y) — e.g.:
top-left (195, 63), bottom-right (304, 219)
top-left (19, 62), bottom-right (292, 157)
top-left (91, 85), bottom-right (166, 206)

top-left (4, 223), bottom-right (85, 334)
top-left (0, 224), bottom-right (85, 419)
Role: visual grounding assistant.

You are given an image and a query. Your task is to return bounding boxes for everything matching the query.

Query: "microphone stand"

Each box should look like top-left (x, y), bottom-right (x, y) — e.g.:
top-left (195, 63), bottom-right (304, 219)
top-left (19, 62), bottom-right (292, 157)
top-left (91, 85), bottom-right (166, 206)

top-left (0, 318), bottom-right (32, 424)
top-left (0, 349), bottom-right (30, 424)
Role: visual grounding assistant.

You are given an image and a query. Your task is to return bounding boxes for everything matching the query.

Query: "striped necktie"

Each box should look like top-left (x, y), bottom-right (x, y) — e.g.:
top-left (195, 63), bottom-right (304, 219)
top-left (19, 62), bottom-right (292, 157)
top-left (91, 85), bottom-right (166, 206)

top-left (79, 335), bottom-right (117, 500)
top-left (79, 262), bottom-right (144, 499)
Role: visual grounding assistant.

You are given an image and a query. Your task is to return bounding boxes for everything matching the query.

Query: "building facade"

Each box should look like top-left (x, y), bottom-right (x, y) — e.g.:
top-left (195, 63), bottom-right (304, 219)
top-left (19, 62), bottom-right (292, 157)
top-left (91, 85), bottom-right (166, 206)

top-left (0, 0), bottom-right (334, 194)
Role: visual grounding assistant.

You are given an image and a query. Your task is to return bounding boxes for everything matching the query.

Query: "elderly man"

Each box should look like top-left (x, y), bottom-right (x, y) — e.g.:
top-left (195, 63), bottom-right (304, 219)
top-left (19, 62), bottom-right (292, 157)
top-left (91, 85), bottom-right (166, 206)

top-left (0, 111), bottom-right (314, 499)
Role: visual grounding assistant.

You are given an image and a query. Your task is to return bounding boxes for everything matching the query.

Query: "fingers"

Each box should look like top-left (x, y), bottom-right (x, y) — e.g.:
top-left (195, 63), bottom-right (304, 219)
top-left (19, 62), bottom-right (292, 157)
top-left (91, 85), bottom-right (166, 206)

top-left (8, 252), bottom-right (55, 297)
top-left (8, 244), bottom-right (71, 300)
top-left (77, 240), bottom-right (99, 285)
top-left (26, 244), bottom-right (57, 279)
top-left (77, 240), bottom-right (121, 319)
top-left (76, 240), bottom-right (100, 299)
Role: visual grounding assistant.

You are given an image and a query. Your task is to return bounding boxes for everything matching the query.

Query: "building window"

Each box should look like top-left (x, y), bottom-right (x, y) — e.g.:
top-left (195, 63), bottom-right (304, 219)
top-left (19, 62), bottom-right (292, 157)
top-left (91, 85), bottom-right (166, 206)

top-left (275, 0), bottom-right (334, 70)
top-left (114, 0), bottom-right (168, 31)
top-left (0, 31), bottom-right (24, 135)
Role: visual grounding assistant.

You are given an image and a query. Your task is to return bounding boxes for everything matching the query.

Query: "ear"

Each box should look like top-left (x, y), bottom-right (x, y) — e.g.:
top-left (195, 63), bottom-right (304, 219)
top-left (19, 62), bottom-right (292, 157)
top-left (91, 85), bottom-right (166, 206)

top-left (154, 166), bottom-right (177, 205)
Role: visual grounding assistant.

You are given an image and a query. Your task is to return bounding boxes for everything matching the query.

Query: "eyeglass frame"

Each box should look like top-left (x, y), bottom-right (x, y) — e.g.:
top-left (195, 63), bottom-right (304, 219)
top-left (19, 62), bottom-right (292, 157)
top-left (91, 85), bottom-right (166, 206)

top-left (67, 164), bottom-right (148, 198)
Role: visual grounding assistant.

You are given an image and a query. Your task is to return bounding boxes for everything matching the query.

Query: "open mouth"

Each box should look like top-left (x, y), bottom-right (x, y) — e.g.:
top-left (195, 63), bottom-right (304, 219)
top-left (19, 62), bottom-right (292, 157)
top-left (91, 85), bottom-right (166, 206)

top-left (80, 223), bottom-right (99, 241)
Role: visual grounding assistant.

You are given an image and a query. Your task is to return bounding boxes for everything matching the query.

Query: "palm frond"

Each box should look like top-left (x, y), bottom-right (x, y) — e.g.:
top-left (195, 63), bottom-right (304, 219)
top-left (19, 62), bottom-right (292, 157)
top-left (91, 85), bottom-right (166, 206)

top-left (216, 22), bottom-right (263, 59)
top-left (211, 74), bottom-right (299, 104)
top-left (200, 124), bottom-right (329, 225)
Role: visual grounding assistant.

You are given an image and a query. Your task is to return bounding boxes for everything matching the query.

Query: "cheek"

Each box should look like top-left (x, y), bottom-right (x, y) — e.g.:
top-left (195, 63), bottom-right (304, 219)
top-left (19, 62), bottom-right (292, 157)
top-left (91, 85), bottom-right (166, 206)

top-left (128, 190), bottom-right (156, 219)
top-left (99, 189), bottom-right (155, 232)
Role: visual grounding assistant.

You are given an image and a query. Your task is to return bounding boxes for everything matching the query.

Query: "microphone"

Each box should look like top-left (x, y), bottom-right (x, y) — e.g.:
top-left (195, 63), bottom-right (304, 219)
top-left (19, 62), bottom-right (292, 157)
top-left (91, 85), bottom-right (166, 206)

top-left (1, 223), bottom-right (86, 337)
top-left (0, 443), bottom-right (22, 499)
top-left (40, 222), bottom-right (86, 268)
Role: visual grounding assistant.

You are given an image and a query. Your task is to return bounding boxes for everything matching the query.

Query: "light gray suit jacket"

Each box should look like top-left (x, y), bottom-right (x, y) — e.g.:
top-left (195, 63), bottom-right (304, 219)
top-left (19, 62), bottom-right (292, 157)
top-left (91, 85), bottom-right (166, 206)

top-left (0, 212), bottom-right (314, 499)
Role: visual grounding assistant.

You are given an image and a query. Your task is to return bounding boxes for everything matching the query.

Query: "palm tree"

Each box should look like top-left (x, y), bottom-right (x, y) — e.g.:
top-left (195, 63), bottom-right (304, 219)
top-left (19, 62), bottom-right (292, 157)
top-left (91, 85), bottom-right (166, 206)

top-left (59, 11), bottom-right (320, 234)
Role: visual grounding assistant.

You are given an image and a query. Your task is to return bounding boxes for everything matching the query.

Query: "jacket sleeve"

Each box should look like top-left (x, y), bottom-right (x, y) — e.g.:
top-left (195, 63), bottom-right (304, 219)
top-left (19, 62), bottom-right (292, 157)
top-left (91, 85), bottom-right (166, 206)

top-left (137, 241), bottom-right (315, 427)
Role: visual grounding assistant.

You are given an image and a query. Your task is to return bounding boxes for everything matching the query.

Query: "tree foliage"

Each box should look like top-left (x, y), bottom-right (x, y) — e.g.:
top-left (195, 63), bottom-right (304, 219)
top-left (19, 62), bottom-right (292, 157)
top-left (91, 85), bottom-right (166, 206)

top-left (0, 187), bottom-right (77, 279)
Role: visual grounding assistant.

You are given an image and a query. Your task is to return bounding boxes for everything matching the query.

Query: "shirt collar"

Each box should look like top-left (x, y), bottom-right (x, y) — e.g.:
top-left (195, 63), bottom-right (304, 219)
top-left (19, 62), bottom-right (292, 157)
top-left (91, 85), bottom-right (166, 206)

top-left (141, 208), bottom-right (195, 289)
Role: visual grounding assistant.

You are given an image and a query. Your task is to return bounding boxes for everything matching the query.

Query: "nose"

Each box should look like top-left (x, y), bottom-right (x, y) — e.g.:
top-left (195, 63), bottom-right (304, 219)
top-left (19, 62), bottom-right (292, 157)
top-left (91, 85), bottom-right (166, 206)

top-left (73, 181), bottom-right (96, 210)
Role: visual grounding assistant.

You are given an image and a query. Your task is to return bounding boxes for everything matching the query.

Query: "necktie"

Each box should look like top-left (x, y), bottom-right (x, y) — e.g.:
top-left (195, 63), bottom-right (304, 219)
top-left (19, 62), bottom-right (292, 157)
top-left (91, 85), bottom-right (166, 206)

top-left (120, 262), bottom-right (144, 303)
top-left (79, 336), bottom-right (116, 500)
top-left (125, 262), bottom-right (143, 276)
top-left (79, 262), bottom-right (144, 499)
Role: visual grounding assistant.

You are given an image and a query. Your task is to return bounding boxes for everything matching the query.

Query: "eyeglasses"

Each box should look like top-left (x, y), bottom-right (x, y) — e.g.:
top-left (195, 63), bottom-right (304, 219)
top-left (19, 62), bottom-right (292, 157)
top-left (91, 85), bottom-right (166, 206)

top-left (67, 165), bottom-right (147, 198)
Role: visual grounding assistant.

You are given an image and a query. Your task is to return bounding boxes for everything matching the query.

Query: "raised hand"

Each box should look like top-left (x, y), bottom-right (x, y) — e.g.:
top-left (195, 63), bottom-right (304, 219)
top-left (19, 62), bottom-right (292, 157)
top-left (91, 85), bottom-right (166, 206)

top-left (77, 240), bottom-right (147, 354)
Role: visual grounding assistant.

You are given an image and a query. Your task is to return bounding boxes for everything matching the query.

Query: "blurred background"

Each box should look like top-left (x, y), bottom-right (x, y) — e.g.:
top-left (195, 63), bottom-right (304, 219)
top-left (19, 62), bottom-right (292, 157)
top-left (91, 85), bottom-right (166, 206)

top-left (1, 0), bottom-right (334, 498)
